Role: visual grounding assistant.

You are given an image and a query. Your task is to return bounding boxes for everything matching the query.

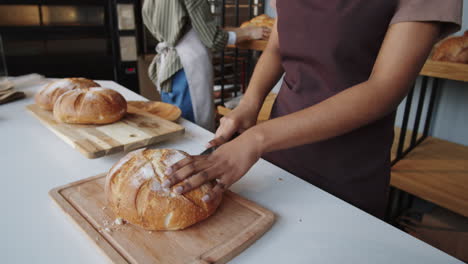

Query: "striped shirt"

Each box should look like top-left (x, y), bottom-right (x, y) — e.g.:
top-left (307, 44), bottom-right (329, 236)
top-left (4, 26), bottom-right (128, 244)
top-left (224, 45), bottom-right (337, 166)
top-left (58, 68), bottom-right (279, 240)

top-left (142, 0), bottom-right (228, 92)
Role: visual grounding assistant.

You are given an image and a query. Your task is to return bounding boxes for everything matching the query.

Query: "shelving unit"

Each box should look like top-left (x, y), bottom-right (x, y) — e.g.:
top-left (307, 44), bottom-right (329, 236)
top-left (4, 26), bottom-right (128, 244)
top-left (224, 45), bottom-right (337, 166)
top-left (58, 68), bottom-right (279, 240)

top-left (211, 0), bottom-right (266, 105)
top-left (390, 129), bottom-right (468, 218)
top-left (228, 39), bottom-right (268, 51)
top-left (388, 60), bottom-right (468, 222)
top-left (0, 0), bottom-right (141, 92)
top-left (215, 54), bottom-right (468, 219)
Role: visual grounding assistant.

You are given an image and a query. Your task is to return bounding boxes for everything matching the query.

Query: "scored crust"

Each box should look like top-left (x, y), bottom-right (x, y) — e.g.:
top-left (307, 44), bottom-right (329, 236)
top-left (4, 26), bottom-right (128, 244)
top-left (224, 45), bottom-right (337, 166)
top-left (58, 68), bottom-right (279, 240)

top-left (432, 31), bottom-right (468, 63)
top-left (240, 14), bottom-right (275, 28)
top-left (53, 87), bottom-right (127, 125)
top-left (105, 149), bottom-right (223, 231)
top-left (35, 78), bottom-right (100, 111)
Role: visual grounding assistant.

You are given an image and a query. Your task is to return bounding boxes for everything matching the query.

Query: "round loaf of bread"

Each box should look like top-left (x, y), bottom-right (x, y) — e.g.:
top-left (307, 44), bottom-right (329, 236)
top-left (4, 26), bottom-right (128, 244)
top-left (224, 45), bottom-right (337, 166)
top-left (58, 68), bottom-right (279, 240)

top-left (105, 148), bottom-right (222, 231)
top-left (432, 31), bottom-right (468, 63)
top-left (241, 14), bottom-right (275, 29)
top-left (53, 87), bottom-right (127, 124)
top-left (35, 78), bottom-right (100, 111)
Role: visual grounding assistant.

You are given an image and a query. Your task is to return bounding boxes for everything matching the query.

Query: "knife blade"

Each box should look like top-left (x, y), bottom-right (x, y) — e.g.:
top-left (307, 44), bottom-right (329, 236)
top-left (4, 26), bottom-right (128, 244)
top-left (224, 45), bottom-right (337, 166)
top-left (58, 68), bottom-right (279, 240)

top-left (199, 132), bottom-right (240, 156)
top-left (199, 146), bottom-right (217, 155)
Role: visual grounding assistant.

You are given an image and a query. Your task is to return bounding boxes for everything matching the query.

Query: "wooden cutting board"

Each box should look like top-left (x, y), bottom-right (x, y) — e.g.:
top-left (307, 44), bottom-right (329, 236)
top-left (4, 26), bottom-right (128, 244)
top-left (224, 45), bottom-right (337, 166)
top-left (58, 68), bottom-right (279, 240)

top-left (49, 174), bottom-right (275, 264)
top-left (127, 101), bottom-right (182, 122)
top-left (26, 104), bottom-right (184, 159)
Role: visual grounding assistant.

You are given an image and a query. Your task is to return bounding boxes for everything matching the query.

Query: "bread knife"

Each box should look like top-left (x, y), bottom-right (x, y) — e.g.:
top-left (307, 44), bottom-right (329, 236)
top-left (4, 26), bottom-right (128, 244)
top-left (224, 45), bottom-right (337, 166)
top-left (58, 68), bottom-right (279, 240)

top-left (199, 146), bottom-right (217, 155)
top-left (199, 132), bottom-right (240, 155)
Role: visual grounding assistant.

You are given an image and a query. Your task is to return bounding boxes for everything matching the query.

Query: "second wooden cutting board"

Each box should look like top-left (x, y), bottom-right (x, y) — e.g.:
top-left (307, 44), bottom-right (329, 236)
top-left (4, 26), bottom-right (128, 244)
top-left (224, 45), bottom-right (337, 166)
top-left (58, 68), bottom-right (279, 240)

top-left (26, 104), bottom-right (184, 159)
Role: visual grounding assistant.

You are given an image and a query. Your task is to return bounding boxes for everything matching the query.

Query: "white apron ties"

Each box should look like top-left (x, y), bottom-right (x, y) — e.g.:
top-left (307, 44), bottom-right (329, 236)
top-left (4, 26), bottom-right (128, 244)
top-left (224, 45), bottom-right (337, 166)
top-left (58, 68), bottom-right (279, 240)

top-left (156, 28), bottom-right (215, 131)
top-left (175, 28), bottom-right (215, 131)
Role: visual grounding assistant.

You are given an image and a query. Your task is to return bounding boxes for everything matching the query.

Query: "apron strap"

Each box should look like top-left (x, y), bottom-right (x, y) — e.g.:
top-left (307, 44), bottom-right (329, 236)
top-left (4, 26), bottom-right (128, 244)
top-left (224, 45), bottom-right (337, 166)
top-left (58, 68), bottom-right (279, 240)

top-left (175, 28), bottom-right (215, 131)
top-left (155, 42), bottom-right (175, 91)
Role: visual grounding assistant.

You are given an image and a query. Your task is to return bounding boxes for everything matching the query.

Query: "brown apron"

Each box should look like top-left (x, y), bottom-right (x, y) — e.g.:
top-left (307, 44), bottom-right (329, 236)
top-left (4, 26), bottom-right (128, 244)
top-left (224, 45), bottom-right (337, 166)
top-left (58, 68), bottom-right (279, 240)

top-left (264, 0), bottom-right (398, 218)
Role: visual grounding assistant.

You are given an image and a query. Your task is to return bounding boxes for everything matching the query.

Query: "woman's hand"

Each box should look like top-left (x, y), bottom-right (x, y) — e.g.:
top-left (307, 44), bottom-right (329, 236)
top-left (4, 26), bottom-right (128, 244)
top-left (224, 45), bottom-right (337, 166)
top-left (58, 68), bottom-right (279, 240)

top-left (234, 26), bottom-right (271, 42)
top-left (247, 26), bottom-right (271, 40)
top-left (208, 100), bottom-right (260, 148)
top-left (162, 132), bottom-right (264, 202)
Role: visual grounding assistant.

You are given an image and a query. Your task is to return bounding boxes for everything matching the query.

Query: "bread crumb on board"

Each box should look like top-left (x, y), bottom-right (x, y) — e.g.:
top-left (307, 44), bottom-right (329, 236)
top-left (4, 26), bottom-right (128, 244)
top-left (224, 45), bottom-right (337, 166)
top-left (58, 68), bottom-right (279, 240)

top-left (114, 218), bottom-right (125, 225)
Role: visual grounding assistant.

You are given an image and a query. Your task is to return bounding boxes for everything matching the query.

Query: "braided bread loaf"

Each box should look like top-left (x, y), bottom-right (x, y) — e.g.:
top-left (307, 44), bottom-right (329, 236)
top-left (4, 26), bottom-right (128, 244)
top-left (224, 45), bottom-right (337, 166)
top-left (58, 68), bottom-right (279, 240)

top-left (35, 78), bottom-right (100, 111)
top-left (53, 87), bottom-right (127, 125)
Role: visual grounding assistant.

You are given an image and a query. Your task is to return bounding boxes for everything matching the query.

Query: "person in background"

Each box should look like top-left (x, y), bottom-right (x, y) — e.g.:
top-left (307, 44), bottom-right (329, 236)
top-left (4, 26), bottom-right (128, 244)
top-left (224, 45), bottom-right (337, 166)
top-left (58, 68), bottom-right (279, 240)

top-left (142, 0), bottom-right (270, 131)
top-left (161, 0), bottom-right (462, 219)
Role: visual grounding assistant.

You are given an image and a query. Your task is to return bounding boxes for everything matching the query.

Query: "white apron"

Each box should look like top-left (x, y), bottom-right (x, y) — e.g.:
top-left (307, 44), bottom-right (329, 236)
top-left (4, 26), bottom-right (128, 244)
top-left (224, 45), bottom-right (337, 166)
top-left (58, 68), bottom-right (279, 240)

top-left (156, 28), bottom-right (215, 131)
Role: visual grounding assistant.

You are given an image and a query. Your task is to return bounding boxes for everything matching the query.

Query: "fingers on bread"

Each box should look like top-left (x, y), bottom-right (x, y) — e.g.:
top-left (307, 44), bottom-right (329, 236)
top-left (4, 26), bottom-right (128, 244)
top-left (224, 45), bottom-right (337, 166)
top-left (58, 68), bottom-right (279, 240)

top-left (105, 149), bottom-right (223, 231)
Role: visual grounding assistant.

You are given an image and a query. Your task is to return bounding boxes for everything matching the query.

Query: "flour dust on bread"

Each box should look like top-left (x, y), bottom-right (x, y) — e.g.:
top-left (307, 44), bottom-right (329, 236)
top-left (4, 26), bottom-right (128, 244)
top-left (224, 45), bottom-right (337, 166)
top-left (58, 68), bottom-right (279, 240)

top-left (240, 14), bottom-right (275, 29)
top-left (105, 148), bottom-right (223, 231)
top-left (34, 77), bottom-right (100, 111)
top-left (53, 87), bottom-right (127, 125)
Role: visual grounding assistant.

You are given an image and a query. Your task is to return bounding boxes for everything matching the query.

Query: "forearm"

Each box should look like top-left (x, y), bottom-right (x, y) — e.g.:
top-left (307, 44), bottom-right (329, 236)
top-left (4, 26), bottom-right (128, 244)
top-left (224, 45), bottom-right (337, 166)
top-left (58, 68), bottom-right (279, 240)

top-left (241, 35), bottom-right (283, 109)
top-left (247, 79), bottom-right (409, 153)
top-left (246, 21), bottom-right (439, 154)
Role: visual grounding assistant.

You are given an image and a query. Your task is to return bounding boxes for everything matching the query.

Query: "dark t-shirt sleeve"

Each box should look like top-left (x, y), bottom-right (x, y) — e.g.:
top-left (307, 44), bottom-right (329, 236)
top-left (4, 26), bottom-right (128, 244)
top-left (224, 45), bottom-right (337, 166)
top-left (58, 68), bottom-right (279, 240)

top-left (390, 0), bottom-right (462, 39)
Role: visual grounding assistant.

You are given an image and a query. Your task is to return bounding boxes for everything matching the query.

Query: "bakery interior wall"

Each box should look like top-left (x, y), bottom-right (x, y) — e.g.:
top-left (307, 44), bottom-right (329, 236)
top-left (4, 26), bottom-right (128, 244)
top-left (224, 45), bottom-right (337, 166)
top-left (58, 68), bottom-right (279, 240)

top-left (266, 0), bottom-right (467, 146)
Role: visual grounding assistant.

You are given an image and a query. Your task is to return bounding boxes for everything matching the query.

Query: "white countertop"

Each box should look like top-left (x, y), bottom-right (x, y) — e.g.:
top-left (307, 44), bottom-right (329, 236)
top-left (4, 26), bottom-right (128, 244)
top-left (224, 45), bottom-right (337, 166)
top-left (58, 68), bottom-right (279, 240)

top-left (0, 79), bottom-right (462, 264)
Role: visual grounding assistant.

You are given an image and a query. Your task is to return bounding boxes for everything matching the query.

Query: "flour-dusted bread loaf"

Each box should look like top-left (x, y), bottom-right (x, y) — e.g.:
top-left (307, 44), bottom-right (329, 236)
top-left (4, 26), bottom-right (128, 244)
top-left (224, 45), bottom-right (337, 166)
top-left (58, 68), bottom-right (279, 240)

top-left (432, 31), bottom-right (468, 63)
top-left (35, 78), bottom-right (100, 110)
top-left (105, 148), bottom-right (222, 231)
top-left (241, 14), bottom-right (275, 29)
top-left (53, 87), bottom-right (127, 125)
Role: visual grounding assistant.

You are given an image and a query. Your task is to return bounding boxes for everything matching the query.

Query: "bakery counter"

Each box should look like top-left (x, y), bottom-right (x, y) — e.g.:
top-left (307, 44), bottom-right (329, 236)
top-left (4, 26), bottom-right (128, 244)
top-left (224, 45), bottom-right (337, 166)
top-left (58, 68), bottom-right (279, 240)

top-left (0, 79), bottom-right (463, 263)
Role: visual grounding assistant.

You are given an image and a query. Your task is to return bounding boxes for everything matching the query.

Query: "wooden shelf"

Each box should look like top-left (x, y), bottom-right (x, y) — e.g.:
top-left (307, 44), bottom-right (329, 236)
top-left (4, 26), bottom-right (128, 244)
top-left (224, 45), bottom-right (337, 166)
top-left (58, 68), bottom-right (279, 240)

top-left (391, 134), bottom-right (468, 217)
top-left (228, 40), bottom-right (268, 51)
top-left (419, 60), bottom-right (468, 82)
top-left (226, 45), bottom-right (468, 83)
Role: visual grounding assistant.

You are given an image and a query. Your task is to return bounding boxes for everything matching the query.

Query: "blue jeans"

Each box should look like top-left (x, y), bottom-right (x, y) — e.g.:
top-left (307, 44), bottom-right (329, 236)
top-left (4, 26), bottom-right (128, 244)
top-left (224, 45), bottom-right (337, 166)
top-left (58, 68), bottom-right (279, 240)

top-left (161, 70), bottom-right (195, 122)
